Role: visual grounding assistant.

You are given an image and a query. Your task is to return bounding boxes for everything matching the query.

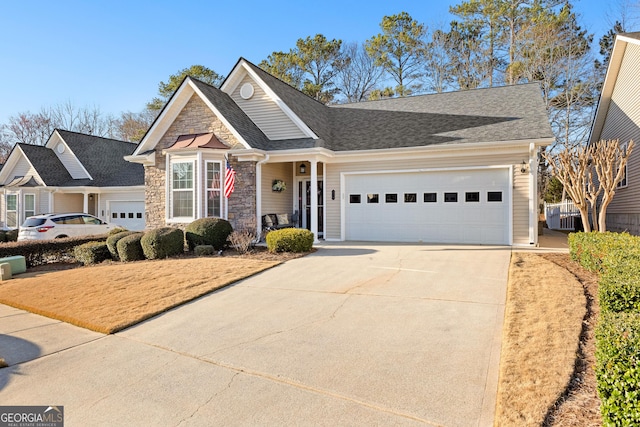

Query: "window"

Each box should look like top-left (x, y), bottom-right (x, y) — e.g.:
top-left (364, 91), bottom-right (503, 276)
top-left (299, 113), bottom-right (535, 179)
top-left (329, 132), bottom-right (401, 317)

top-left (206, 161), bottom-right (222, 217)
top-left (128, 213), bottom-right (134, 218)
top-left (424, 193), bottom-right (437, 203)
top-left (618, 142), bottom-right (629, 188)
top-left (6, 194), bottom-right (17, 228)
top-left (385, 193), bottom-right (398, 203)
top-left (171, 162), bottom-right (194, 218)
top-left (349, 194), bottom-right (361, 203)
top-left (24, 194), bottom-right (35, 220)
top-left (404, 193), bottom-right (417, 203)
top-left (136, 213), bottom-right (143, 219)
top-left (488, 191), bottom-right (503, 202)
top-left (367, 194), bottom-right (379, 203)
top-left (444, 192), bottom-right (458, 202)
top-left (465, 192), bottom-right (480, 202)
top-left (112, 212), bottom-right (118, 219)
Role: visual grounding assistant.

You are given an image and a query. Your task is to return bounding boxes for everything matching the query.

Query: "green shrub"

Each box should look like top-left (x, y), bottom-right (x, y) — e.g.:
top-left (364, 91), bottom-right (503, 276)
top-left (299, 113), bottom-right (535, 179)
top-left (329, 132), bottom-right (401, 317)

top-left (108, 227), bottom-right (128, 236)
top-left (0, 230), bottom-right (7, 243)
top-left (5, 229), bottom-right (18, 242)
top-left (106, 231), bottom-right (138, 260)
top-left (266, 228), bottom-right (313, 253)
top-left (185, 218), bottom-right (232, 250)
top-left (600, 262), bottom-right (640, 313)
top-left (194, 245), bottom-right (215, 256)
top-left (116, 233), bottom-right (145, 262)
top-left (595, 311), bottom-right (640, 426)
top-left (569, 232), bottom-right (639, 273)
top-left (73, 241), bottom-right (111, 265)
top-left (141, 227), bottom-right (184, 260)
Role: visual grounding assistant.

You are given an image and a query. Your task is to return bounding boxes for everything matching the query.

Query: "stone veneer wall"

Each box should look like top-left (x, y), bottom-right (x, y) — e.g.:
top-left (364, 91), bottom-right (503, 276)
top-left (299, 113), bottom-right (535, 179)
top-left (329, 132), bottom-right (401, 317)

top-left (227, 158), bottom-right (257, 230)
top-left (145, 93), bottom-right (255, 230)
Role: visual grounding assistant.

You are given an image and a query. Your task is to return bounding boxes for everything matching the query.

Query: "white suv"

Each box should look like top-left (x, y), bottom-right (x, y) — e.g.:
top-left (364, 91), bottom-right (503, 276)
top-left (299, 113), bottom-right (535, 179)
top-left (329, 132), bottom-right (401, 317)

top-left (18, 213), bottom-right (115, 241)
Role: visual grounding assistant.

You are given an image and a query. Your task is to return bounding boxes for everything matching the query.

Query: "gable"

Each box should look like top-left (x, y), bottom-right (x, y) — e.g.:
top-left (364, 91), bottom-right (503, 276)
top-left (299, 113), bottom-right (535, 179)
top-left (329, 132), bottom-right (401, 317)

top-left (600, 42), bottom-right (640, 142)
top-left (0, 148), bottom-right (43, 186)
top-left (228, 73), bottom-right (308, 140)
top-left (46, 131), bottom-right (91, 179)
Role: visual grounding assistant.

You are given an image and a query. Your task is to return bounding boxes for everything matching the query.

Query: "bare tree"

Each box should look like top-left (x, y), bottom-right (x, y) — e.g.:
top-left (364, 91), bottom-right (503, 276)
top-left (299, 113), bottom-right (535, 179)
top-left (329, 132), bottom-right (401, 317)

top-left (0, 125), bottom-right (14, 164)
top-left (591, 139), bottom-right (635, 232)
top-left (111, 110), bottom-right (155, 142)
top-left (8, 111), bottom-right (54, 146)
top-left (541, 144), bottom-right (592, 232)
top-left (423, 28), bottom-right (455, 93)
top-left (335, 42), bottom-right (384, 102)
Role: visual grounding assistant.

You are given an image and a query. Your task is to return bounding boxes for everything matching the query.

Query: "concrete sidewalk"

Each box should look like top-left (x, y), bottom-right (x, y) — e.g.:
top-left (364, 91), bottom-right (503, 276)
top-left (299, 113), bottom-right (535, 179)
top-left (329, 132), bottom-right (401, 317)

top-left (0, 244), bottom-right (510, 426)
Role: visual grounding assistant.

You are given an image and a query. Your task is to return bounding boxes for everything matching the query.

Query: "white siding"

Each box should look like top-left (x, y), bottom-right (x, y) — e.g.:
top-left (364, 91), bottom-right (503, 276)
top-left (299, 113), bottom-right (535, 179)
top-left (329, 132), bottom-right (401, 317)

top-left (231, 74), bottom-right (307, 140)
top-left (56, 143), bottom-right (90, 179)
top-left (324, 152), bottom-right (531, 245)
top-left (39, 191), bottom-right (50, 213)
top-left (3, 156), bottom-right (39, 184)
top-left (601, 42), bottom-right (640, 213)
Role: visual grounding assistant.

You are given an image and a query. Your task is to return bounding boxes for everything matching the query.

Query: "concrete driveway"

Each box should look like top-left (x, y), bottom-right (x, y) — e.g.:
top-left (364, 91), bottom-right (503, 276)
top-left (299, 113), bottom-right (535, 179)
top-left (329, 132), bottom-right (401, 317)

top-left (0, 243), bottom-right (510, 426)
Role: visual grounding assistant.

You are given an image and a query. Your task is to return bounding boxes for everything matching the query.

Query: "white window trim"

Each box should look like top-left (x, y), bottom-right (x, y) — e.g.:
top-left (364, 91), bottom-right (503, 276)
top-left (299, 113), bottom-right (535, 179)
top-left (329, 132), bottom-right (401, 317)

top-left (168, 160), bottom-right (196, 222)
top-left (205, 160), bottom-right (223, 218)
top-left (617, 142), bottom-right (629, 189)
top-left (6, 193), bottom-right (18, 228)
top-left (23, 193), bottom-right (36, 222)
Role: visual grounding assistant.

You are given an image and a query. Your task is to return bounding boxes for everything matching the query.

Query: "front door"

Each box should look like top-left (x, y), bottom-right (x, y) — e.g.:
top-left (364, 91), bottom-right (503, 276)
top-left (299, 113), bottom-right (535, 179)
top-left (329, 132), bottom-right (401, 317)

top-left (298, 180), bottom-right (323, 235)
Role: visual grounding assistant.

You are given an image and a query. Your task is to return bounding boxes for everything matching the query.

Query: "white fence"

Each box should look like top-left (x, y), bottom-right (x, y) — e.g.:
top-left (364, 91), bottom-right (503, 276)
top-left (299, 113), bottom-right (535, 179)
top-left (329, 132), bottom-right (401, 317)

top-left (545, 200), bottom-right (581, 231)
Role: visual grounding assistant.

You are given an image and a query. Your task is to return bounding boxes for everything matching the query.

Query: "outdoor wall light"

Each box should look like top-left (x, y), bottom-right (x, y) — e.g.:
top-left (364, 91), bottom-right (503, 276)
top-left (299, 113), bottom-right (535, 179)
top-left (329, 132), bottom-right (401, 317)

top-left (300, 163), bottom-right (306, 174)
top-left (520, 161), bottom-right (527, 174)
top-left (331, 189), bottom-right (335, 200)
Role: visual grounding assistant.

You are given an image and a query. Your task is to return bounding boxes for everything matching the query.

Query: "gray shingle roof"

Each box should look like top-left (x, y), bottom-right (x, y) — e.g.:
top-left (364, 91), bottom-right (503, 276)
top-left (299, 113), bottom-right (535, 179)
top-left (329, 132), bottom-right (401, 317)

top-left (56, 130), bottom-right (144, 187)
top-left (189, 78), bottom-right (272, 149)
top-left (18, 143), bottom-right (72, 186)
top-left (15, 131), bottom-right (144, 187)
top-left (236, 60), bottom-right (553, 151)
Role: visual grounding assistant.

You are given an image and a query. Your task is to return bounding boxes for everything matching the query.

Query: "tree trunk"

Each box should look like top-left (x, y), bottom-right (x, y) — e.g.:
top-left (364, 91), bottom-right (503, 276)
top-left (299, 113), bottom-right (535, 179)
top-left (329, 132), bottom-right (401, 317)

top-left (598, 192), bottom-right (614, 232)
top-left (579, 207), bottom-right (591, 233)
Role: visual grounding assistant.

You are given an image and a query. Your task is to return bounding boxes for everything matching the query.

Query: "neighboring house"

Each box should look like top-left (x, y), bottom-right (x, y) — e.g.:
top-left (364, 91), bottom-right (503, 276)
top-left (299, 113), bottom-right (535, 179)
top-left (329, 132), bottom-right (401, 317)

top-left (589, 32), bottom-right (640, 235)
top-left (0, 129), bottom-right (145, 230)
top-left (126, 58), bottom-right (554, 246)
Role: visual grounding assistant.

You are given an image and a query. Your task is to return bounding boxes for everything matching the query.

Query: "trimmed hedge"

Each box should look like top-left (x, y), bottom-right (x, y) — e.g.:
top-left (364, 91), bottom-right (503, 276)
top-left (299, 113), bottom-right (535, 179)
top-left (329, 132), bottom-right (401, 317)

top-left (116, 233), bottom-right (145, 262)
top-left (141, 227), bottom-right (184, 260)
top-left (5, 229), bottom-right (18, 242)
top-left (570, 231), bottom-right (640, 425)
top-left (595, 312), bottom-right (640, 426)
top-left (266, 228), bottom-right (313, 253)
top-left (194, 245), bottom-right (215, 256)
top-left (106, 231), bottom-right (138, 260)
top-left (0, 234), bottom-right (110, 267)
top-left (74, 241), bottom-right (111, 265)
top-left (185, 218), bottom-right (232, 250)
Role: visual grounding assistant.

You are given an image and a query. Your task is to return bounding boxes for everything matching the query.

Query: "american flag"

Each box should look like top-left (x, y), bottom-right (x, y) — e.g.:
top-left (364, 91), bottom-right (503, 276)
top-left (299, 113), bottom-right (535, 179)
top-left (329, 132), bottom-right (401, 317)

top-left (224, 159), bottom-right (236, 198)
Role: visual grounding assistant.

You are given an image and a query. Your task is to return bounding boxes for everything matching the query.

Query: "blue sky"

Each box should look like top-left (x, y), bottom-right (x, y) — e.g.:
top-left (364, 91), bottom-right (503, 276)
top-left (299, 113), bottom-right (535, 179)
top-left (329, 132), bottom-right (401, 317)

top-left (0, 0), bottom-right (629, 127)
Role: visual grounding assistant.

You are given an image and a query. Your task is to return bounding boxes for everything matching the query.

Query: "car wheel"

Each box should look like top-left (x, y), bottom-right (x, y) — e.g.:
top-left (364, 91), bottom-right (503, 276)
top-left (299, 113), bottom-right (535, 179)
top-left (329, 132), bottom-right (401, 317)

top-left (55, 235), bottom-right (68, 239)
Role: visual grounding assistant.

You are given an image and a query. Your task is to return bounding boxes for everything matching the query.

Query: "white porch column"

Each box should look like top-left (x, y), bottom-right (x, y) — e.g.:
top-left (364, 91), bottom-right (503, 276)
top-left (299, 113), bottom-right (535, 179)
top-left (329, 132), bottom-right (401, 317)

top-left (310, 159), bottom-right (319, 243)
top-left (83, 193), bottom-right (89, 214)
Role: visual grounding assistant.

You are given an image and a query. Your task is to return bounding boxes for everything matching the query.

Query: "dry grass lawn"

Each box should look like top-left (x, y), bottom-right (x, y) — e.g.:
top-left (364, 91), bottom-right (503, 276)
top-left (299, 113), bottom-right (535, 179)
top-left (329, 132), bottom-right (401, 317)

top-left (0, 257), bottom-right (279, 334)
top-left (495, 252), bottom-right (587, 426)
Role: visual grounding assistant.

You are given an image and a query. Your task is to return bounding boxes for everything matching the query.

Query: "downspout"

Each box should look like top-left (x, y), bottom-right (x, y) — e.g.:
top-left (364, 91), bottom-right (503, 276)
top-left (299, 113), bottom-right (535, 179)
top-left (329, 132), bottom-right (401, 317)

top-left (529, 142), bottom-right (537, 245)
top-left (255, 153), bottom-right (269, 238)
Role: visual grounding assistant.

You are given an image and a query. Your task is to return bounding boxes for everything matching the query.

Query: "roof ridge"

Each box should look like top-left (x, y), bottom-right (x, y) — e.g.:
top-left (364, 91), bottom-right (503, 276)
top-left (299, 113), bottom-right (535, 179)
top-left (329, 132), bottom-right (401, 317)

top-left (56, 128), bottom-right (135, 145)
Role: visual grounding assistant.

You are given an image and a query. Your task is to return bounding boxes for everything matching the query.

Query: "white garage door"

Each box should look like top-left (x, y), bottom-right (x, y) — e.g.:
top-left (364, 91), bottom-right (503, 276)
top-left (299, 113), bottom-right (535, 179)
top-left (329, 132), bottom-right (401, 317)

top-left (345, 169), bottom-right (510, 245)
top-left (109, 201), bottom-right (145, 231)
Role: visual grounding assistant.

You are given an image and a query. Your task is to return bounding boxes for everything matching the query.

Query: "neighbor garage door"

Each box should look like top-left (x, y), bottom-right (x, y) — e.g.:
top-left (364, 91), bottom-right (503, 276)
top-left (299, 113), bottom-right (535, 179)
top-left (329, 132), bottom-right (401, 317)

top-left (109, 201), bottom-right (145, 231)
top-left (345, 169), bottom-right (510, 244)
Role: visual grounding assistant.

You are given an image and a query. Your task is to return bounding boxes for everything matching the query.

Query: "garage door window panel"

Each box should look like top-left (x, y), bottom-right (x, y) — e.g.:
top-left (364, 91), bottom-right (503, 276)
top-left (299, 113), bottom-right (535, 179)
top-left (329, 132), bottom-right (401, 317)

top-left (465, 192), bottom-right (480, 202)
top-left (367, 194), bottom-right (379, 203)
top-left (385, 194), bottom-right (398, 203)
top-left (424, 193), bottom-right (437, 203)
top-left (349, 194), bottom-right (361, 203)
top-left (488, 191), bottom-right (503, 202)
top-left (404, 193), bottom-right (417, 203)
top-left (444, 193), bottom-right (458, 202)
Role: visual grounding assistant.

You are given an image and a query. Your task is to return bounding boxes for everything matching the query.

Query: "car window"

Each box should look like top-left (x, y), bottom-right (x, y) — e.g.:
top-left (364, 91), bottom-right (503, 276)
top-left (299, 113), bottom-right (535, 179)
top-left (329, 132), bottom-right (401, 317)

top-left (63, 215), bottom-right (84, 225)
top-left (83, 215), bottom-right (102, 225)
top-left (22, 218), bottom-right (47, 227)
